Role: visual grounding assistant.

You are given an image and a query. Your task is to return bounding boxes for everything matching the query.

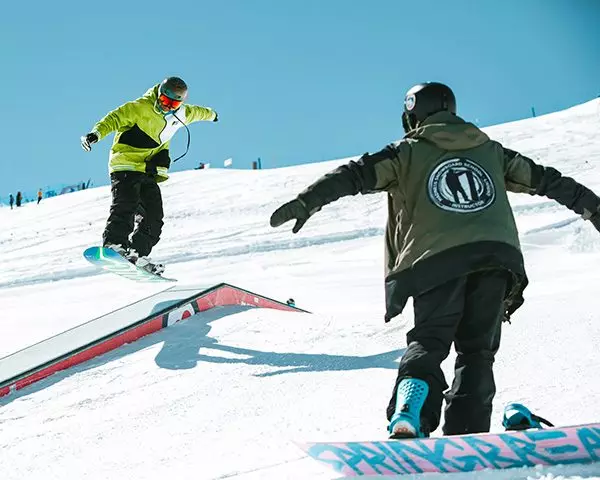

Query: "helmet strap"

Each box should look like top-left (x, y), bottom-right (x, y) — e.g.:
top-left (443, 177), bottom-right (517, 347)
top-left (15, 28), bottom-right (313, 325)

top-left (402, 112), bottom-right (417, 133)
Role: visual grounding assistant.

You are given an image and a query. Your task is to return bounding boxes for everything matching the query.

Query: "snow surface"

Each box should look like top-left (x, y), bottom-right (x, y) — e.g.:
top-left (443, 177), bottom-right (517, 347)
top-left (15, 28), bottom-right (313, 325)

top-left (1, 99), bottom-right (600, 479)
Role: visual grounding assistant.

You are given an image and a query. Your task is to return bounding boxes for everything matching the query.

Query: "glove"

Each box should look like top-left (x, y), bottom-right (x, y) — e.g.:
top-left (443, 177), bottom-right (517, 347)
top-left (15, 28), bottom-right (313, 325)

top-left (80, 132), bottom-right (98, 152)
top-left (213, 111), bottom-right (219, 122)
top-left (270, 198), bottom-right (313, 234)
top-left (589, 213), bottom-right (600, 232)
top-left (585, 201), bottom-right (600, 232)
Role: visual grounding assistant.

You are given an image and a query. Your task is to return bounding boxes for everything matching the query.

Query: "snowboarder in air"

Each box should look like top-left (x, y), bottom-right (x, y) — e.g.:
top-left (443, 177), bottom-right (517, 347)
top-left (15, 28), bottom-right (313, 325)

top-left (270, 82), bottom-right (600, 438)
top-left (81, 76), bottom-right (218, 274)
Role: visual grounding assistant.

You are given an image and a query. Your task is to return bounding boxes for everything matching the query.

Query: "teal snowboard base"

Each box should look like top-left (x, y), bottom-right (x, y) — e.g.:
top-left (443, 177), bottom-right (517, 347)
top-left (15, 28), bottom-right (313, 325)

top-left (84, 246), bottom-right (176, 283)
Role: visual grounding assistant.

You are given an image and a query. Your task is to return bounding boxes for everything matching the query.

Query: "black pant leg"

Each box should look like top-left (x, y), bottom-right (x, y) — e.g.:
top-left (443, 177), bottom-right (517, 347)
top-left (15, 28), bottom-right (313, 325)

top-left (102, 172), bottom-right (143, 248)
top-left (443, 269), bottom-right (508, 435)
top-left (387, 276), bottom-right (466, 432)
top-left (130, 176), bottom-right (164, 257)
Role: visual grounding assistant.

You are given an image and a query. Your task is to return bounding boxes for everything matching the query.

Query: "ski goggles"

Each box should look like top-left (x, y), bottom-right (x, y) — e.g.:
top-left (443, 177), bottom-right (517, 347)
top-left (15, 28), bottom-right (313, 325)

top-left (502, 403), bottom-right (554, 431)
top-left (157, 93), bottom-right (183, 111)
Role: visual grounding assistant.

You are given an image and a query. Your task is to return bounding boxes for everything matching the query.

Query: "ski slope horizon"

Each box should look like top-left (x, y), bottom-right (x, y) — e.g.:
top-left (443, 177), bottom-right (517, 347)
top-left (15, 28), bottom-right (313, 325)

top-left (1, 99), bottom-right (600, 479)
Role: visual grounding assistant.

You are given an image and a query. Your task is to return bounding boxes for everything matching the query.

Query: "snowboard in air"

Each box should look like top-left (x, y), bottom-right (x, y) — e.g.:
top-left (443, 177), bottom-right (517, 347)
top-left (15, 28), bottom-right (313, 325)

top-left (297, 421), bottom-right (600, 476)
top-left (84, 246), bottom-right (175, 283)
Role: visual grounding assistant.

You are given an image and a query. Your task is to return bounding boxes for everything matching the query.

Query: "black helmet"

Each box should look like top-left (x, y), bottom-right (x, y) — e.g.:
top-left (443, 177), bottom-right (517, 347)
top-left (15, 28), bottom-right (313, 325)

top-left (402, 82), bottom-right (456, 132)
top-left (159, 76), bottom-right (188, 102)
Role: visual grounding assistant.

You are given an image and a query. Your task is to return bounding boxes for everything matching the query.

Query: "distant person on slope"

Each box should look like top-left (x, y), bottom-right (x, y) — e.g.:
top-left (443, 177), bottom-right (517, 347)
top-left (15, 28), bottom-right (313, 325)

top-left (37, 189), bottom-right (43, 204)
top-left (270, 82), bottom-right (600, 439)
top-left (80, 76), bottom-right (218, 274)
top-left (9, 193), bottom-right (14, 209)
top-left (15, 191), bottom-right (22, 207)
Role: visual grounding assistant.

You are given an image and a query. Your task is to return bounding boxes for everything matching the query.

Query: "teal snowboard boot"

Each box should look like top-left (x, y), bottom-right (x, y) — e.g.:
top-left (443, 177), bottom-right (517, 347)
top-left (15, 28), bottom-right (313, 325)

top-left (388, 378), bottom-right (429, 439)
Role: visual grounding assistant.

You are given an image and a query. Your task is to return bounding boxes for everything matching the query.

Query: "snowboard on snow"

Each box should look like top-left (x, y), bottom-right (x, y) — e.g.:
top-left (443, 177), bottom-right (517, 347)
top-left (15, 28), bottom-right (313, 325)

top-left (84, 246), bottom-right (175, 283)
top-left (297, 422), bottom-right (600, 476)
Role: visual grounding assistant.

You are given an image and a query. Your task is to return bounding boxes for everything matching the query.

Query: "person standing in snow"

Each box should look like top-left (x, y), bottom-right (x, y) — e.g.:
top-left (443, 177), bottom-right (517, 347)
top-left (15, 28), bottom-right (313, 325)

top-left (81, 76), bottom-right (218, 274)
top-left (15, 191), bottom-right (22, 207)
top-left (37, 189), bottom-right (43, 204)
top-left (270, 82), bottom-right (600, 439)
top-left (9, 193), bottom-right (14, 209)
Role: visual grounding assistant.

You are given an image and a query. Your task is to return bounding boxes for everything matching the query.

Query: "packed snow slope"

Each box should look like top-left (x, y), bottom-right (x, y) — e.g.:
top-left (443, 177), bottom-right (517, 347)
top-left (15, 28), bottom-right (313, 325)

top-left (1, 99), bottom-right (599, 479)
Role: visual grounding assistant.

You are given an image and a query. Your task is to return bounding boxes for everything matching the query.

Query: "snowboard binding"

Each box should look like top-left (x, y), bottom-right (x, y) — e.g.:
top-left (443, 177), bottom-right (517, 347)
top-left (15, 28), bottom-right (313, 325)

top-left (502, 403), bottom-right (554, 431)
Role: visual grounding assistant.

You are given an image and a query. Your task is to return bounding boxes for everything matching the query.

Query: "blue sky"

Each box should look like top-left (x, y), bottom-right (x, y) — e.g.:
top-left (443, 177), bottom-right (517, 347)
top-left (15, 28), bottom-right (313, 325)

top-left (2, 0), bottom-right (599, 201)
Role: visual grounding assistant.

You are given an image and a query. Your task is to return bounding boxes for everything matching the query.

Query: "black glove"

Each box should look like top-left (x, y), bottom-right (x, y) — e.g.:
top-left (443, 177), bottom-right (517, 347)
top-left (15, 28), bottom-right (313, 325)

top-left (270, 198), bottom-right (313, 234)
top-left (213, 111), bottom-right (219, 122)
top-left (81, 133), bottom-right (98, 152)
top-left (589, 212), bottom-right (600, 233)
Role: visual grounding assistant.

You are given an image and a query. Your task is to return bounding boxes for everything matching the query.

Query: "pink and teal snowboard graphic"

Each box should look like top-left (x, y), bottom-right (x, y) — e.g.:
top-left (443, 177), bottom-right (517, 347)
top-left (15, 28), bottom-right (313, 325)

top-left (298, 422), bottom-right (600, 476)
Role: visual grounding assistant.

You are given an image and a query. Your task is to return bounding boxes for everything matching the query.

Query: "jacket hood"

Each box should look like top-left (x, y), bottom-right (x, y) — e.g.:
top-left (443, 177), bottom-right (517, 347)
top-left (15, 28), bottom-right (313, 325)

top-left (406, 111), bottom-right (489, 151)
top-left (143, 85), bottom-right (160, 102)
top-left (145, 84), bottom-right (167, 115)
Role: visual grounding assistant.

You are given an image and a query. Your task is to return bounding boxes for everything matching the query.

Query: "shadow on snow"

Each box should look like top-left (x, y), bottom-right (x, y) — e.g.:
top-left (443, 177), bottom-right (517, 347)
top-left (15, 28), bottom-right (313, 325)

top-left (1, 305), bottom-right (402, 407)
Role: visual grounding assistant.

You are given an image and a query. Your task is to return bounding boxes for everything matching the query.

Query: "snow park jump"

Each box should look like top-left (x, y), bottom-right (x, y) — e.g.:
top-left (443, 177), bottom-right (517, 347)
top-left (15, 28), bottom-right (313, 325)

top-left (0, 283), bottom-right (308, 399)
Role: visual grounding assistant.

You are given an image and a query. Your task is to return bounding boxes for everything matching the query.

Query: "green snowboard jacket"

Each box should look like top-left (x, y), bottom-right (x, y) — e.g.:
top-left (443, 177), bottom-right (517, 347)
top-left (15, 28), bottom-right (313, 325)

top-left (91, 84), bottom-right (217, 182)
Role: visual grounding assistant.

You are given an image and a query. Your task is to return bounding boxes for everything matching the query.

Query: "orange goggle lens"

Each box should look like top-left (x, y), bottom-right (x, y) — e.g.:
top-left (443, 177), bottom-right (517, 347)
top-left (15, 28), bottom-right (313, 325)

top-left (158, 93), bottom-right (183, 110)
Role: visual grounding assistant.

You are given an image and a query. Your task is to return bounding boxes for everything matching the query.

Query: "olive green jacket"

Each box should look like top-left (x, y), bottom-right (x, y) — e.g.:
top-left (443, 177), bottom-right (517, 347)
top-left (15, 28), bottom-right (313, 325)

top-left (91, 84), bottom-right (217, 182)
top-left (297, 112), bottom-right (600, 321)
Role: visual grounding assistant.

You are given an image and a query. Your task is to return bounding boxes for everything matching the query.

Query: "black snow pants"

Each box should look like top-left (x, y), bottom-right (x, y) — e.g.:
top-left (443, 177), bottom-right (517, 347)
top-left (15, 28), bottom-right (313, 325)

top-left (102, 171), bottom-right (164, 257)
top-left (386, 269), bottom-right (509, 436)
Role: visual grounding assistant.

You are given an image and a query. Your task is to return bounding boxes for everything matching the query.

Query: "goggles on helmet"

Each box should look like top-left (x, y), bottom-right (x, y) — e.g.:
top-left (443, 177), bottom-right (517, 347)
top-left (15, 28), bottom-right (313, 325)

top-left (158, 93), bottom-right (183, 111)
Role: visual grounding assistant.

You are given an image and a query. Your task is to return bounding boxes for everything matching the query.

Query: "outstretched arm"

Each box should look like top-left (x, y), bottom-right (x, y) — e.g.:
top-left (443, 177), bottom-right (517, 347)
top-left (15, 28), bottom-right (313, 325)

top-left (270, 144), bottom-right (403, 233)
top-left (81, 101), bottom-right (136, 151)
top-left (91, 101), bottom-right (136, 140)
top-left (185, 104), bottom-right (218, 123)
top-left (503, 147), bottom-right (600, 227)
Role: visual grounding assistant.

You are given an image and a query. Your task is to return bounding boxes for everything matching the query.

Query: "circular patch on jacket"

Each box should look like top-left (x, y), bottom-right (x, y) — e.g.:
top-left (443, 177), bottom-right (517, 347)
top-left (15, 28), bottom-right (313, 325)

top-left (428, 158), bottom-right (495, 212)
top-left (404, 94), bottom-right (416, 111)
